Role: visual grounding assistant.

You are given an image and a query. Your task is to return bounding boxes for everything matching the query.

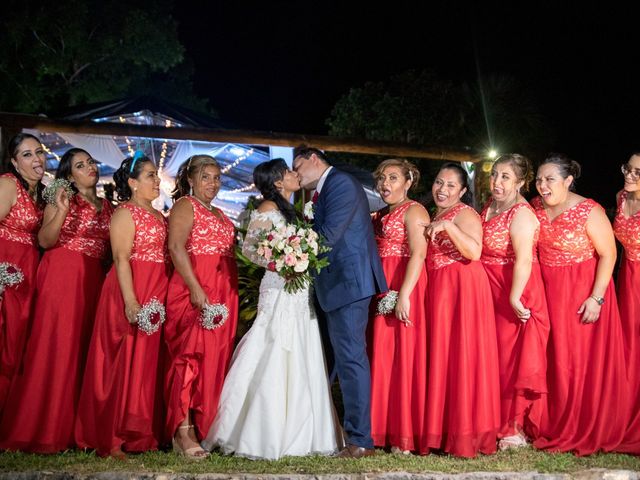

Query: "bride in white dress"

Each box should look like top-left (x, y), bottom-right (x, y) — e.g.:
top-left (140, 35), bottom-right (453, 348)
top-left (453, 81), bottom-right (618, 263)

top-left (202, 159), bottom-right (339, 460)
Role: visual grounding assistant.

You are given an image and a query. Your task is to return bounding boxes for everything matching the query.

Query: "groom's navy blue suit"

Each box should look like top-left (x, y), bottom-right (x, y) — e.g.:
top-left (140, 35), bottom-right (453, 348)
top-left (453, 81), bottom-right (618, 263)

top-left (313, 168), bottom-right (387, 449)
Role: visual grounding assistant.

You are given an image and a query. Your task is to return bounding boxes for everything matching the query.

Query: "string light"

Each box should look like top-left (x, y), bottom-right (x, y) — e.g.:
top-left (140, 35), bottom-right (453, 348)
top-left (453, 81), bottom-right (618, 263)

top-left (41, 144), bottom-right (60, 162)
top-left (221, 148), bottom-right (254, 174)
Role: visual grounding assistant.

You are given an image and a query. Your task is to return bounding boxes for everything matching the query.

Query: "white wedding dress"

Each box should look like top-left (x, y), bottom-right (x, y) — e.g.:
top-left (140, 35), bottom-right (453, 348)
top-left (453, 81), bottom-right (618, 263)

top-left (202, 209), bottom-right (339, 460)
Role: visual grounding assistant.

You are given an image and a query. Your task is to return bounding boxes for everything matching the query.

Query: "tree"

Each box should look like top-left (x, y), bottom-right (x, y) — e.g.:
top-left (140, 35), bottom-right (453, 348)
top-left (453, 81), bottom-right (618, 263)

top-left (0, 0), bottom-right (209, 113)
top-left (326, 69), bottom-right (549, 203)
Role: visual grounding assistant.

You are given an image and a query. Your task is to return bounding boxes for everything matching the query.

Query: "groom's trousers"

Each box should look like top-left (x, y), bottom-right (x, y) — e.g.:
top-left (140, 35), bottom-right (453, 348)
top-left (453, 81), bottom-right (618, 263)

top-left (324, 296), bottom-right (373, 449)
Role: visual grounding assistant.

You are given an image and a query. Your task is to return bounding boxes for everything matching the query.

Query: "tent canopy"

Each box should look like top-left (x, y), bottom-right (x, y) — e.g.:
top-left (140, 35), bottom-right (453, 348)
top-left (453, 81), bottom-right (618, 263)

top-left (35, 96), bottom-right (272, 220)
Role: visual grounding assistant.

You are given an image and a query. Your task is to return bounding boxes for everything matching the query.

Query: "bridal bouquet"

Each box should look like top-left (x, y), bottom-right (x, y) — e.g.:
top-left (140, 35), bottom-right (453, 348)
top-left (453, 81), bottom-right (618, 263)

top-left (254, 222), bottom-right (330, 294)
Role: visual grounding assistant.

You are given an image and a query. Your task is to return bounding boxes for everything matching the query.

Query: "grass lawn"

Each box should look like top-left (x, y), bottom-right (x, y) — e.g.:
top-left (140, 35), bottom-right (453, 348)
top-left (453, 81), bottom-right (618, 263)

top-left (1, 449), bottom-right (639, 475)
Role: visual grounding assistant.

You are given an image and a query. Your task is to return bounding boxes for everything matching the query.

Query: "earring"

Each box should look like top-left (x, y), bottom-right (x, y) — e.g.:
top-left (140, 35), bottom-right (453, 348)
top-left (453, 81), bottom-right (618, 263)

top-left (189, 186), bottom-right (193, 196)
top-left (134, 187), bottom-right (138, 192)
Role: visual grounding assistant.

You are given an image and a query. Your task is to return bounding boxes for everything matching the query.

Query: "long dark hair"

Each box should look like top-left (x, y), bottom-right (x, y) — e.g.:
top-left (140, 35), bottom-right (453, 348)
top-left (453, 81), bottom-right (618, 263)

top-left (113, 154), bottom-right (154, 202)
top-left (437, 162), bottom-right (474, 206)
top-left (56, 148), bottom-right (92, 194)
top-left (253, 159), bottom-right (297, 223)
top-left (172, 155), bottom-right (220, 201)
top-left (2, 133), bottom-right (46, 207)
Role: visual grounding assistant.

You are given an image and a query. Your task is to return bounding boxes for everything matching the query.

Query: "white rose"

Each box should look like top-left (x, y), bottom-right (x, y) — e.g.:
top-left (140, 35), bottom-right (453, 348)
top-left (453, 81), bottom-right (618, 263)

top-left (293, 259), bottom-right (309, 273)
top-left (304, 201), bottom-right (314, 220)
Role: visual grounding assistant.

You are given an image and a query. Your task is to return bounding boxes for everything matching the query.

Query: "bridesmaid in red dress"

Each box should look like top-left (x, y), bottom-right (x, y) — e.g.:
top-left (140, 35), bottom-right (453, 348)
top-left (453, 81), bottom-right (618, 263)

top-left (75, 154), bottom-right (170, 458)
top-left (532, 153), bottom-right (628, 455)
top-left (422, 162), bottom-right (500, 458)
top-left (0, 133), bottom-right (44, 412)
top-left (0, 148), bottom-right (113, 452)
top-left (480, 154), bottom-right (550, 450)
top-left (614, 152), bottom-right (640, 454)
top-left (165, 155), bottom-right (238, 459)
top-left (368, 159), bottom-right (429, 454)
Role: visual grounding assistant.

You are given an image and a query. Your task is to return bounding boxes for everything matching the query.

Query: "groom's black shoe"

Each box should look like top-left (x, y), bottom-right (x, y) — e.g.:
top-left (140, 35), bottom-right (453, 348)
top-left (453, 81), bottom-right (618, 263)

top-left (336, 444), bottom-right (375, 458)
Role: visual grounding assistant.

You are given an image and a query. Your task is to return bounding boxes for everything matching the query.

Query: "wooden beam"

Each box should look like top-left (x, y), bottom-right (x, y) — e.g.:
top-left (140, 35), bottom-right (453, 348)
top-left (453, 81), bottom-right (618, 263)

top-left (0, 112), bottom-right (480, 163)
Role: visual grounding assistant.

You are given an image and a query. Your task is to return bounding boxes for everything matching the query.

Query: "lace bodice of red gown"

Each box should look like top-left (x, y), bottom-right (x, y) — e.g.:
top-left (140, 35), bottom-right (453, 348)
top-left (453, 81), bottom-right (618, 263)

top-left (481, 201), bottom-right (538, 265)
top-left (57, 196), bottom-right (113, 259)
top-left (614, 190), bottom-right (640, 262)
top-left (0, 173), bottom-right (43, 246)
top-left (371, 200), bottom-right (419, 258)
top-left (184, 196), bottom-right (235, 257)
top-left (120, 203), bottom-right (168, 263)
top-left (427, 203), bottom-right (476, 270)
top-left (531, 197), bottom-right (599, 267)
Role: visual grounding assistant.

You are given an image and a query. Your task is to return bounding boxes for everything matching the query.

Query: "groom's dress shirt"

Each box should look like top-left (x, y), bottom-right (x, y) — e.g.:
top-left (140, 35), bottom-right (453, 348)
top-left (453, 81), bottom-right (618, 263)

top-left (314, 166), bottom-right (333, 197)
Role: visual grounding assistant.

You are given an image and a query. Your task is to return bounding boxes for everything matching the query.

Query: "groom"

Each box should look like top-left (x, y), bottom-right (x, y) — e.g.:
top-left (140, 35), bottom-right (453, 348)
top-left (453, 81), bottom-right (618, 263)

top-left (293, 146), bottom-right (387, 458)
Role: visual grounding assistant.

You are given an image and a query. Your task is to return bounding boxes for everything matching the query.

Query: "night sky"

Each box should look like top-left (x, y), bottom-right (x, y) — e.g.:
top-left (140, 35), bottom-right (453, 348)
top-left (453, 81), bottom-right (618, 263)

top-left (174, 2), bottom-right (639, 205)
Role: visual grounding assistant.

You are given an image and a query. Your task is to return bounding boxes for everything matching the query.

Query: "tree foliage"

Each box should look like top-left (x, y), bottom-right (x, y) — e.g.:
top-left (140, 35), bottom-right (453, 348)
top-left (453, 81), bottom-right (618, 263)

top-left (326, 69), bottom-right (548, 176)
top-left (0, 0), bottom-right (209, 113)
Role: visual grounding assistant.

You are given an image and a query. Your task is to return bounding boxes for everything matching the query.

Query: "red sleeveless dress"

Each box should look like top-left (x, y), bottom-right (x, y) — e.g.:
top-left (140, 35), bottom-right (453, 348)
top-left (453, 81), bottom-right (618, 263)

top-left (480, 201), bottom-right (550, 440)
top-left (0, 173), bottom-right (43, 411)
top-left (422, 203), bottom-right (500, 457)
top-left (368, 200), bottom-right (428, 452)
top-left (0, 195), bottom-right (112, 452)
top-left (613, 190), bottom-right (640, 454)
top-left (75, 203), bottom-right (170, 456)
top-left (531, 197), bottom-right (629, 455)
top-left (165, 196), bottom-right (238, 440)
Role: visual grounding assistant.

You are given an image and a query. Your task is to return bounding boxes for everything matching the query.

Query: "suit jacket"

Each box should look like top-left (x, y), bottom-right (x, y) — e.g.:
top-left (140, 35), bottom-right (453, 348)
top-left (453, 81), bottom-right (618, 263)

top-left (313, 168), bottom-right (387, 312)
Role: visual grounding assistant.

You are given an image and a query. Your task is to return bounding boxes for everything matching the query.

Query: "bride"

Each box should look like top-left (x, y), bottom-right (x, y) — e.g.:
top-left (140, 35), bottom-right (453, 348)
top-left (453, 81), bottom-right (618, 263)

top-left (202, 159), bottom-right (339, 460)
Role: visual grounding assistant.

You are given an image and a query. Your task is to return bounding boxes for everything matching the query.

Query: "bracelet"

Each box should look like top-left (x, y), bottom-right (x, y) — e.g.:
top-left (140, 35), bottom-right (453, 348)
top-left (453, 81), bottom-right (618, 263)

top-left (589, 295), bottom-right (604, 306)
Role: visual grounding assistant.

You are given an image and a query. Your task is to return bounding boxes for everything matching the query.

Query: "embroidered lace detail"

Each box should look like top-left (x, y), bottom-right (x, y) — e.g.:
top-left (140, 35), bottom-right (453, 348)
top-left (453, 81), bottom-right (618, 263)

top-left (120, 203), bottom-right (169, 263)
top-left (0, 173), bottom-right (43, 246)
top-left (532, 197), bottom-right (598, 267)
top-left (372, 201), bottom-right (424, 258)
top-left (427, 203), bottom-right (477, 271)
top-left (241, 209), bottom-right (287, 268)
top-left (480, 201), bottom-right (539, 265)
top-left (183, 196), bottom-right (235, 257)
top-left (57, 196), bottom-right (113, 259)
top-left (614, 190), bottom-right (640, 262)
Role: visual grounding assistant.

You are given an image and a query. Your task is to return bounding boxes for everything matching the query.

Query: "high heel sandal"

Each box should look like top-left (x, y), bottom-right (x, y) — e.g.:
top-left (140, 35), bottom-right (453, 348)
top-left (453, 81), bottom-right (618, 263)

top-left (498, 432), bottom-right (529, 451)
top-left (173, 425), bottom-right (210, 460)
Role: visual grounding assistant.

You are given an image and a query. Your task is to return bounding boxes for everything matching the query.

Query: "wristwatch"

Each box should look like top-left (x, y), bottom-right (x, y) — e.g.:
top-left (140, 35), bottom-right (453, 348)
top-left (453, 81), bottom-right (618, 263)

top-left (590, 295), bottom-right (605, 305)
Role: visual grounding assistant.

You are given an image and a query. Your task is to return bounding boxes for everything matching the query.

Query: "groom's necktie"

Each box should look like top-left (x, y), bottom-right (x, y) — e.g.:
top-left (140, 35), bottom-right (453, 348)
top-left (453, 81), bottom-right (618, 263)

top-left (312, 191), bottom-right (319, 203)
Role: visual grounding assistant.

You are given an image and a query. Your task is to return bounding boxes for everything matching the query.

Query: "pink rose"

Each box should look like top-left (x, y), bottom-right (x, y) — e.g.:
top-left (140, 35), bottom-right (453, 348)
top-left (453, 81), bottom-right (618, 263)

top-left (284, 253), bottom-right (297, 267)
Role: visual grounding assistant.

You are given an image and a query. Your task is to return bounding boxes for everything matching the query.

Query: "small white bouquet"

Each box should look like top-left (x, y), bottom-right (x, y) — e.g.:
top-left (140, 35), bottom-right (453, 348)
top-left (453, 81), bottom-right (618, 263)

top-left (42, 178), bottom-right (74, 205)
top-left (136, 298), bottom-right (166, 335)
top-left (199, 303), bottom-right (229, 330)
top-left (376, 290), bottom-right (399, 315)
top-left (0, 262), bottom-right (24, 297)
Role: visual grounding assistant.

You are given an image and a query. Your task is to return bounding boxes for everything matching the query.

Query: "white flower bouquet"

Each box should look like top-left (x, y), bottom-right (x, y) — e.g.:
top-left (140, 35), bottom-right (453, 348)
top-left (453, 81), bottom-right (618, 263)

top-left (0, 262), bottom-right (24, 297)
top-left (253, 222), bottom-right (330, 294)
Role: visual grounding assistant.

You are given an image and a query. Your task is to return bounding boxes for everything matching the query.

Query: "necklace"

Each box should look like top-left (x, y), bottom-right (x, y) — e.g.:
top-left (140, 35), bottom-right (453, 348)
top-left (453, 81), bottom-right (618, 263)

top-left (490, 196), bottom-right (518, 215)
top-left (193, 195), bottom-right (216, 214)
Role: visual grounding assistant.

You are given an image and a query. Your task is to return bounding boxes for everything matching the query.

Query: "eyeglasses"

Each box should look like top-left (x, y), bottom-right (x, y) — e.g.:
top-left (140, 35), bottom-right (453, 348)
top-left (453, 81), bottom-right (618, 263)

top-left (621, 164), bottom-right (640, 181)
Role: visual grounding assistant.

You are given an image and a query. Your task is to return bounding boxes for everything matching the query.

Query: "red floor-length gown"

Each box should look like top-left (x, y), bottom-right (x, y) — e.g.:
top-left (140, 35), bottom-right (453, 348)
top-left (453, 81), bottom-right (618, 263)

top-left (0, 173), bottom-right (42, 412)
top-left (613, 190), bottom-right (640, 454)
top-left (165, 196), bottom-right (238, 440)
top-left (422, 203), bottom-right (500, 457)
top-left (75, 203), bottom-right (170, 456)
top-left (480, 201), bottom-right (550, 440)
top-left (0, 195), bottom-right (112, 452)
top-left (368, 200), bottom-right (428, 452)
top-left (531, 197), bottom-right (629, 455)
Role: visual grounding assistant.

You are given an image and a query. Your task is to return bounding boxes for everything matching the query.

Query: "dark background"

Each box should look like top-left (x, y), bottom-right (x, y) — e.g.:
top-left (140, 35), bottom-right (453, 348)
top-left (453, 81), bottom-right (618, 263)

top-left (174, 2), bottom-right (640, 206)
